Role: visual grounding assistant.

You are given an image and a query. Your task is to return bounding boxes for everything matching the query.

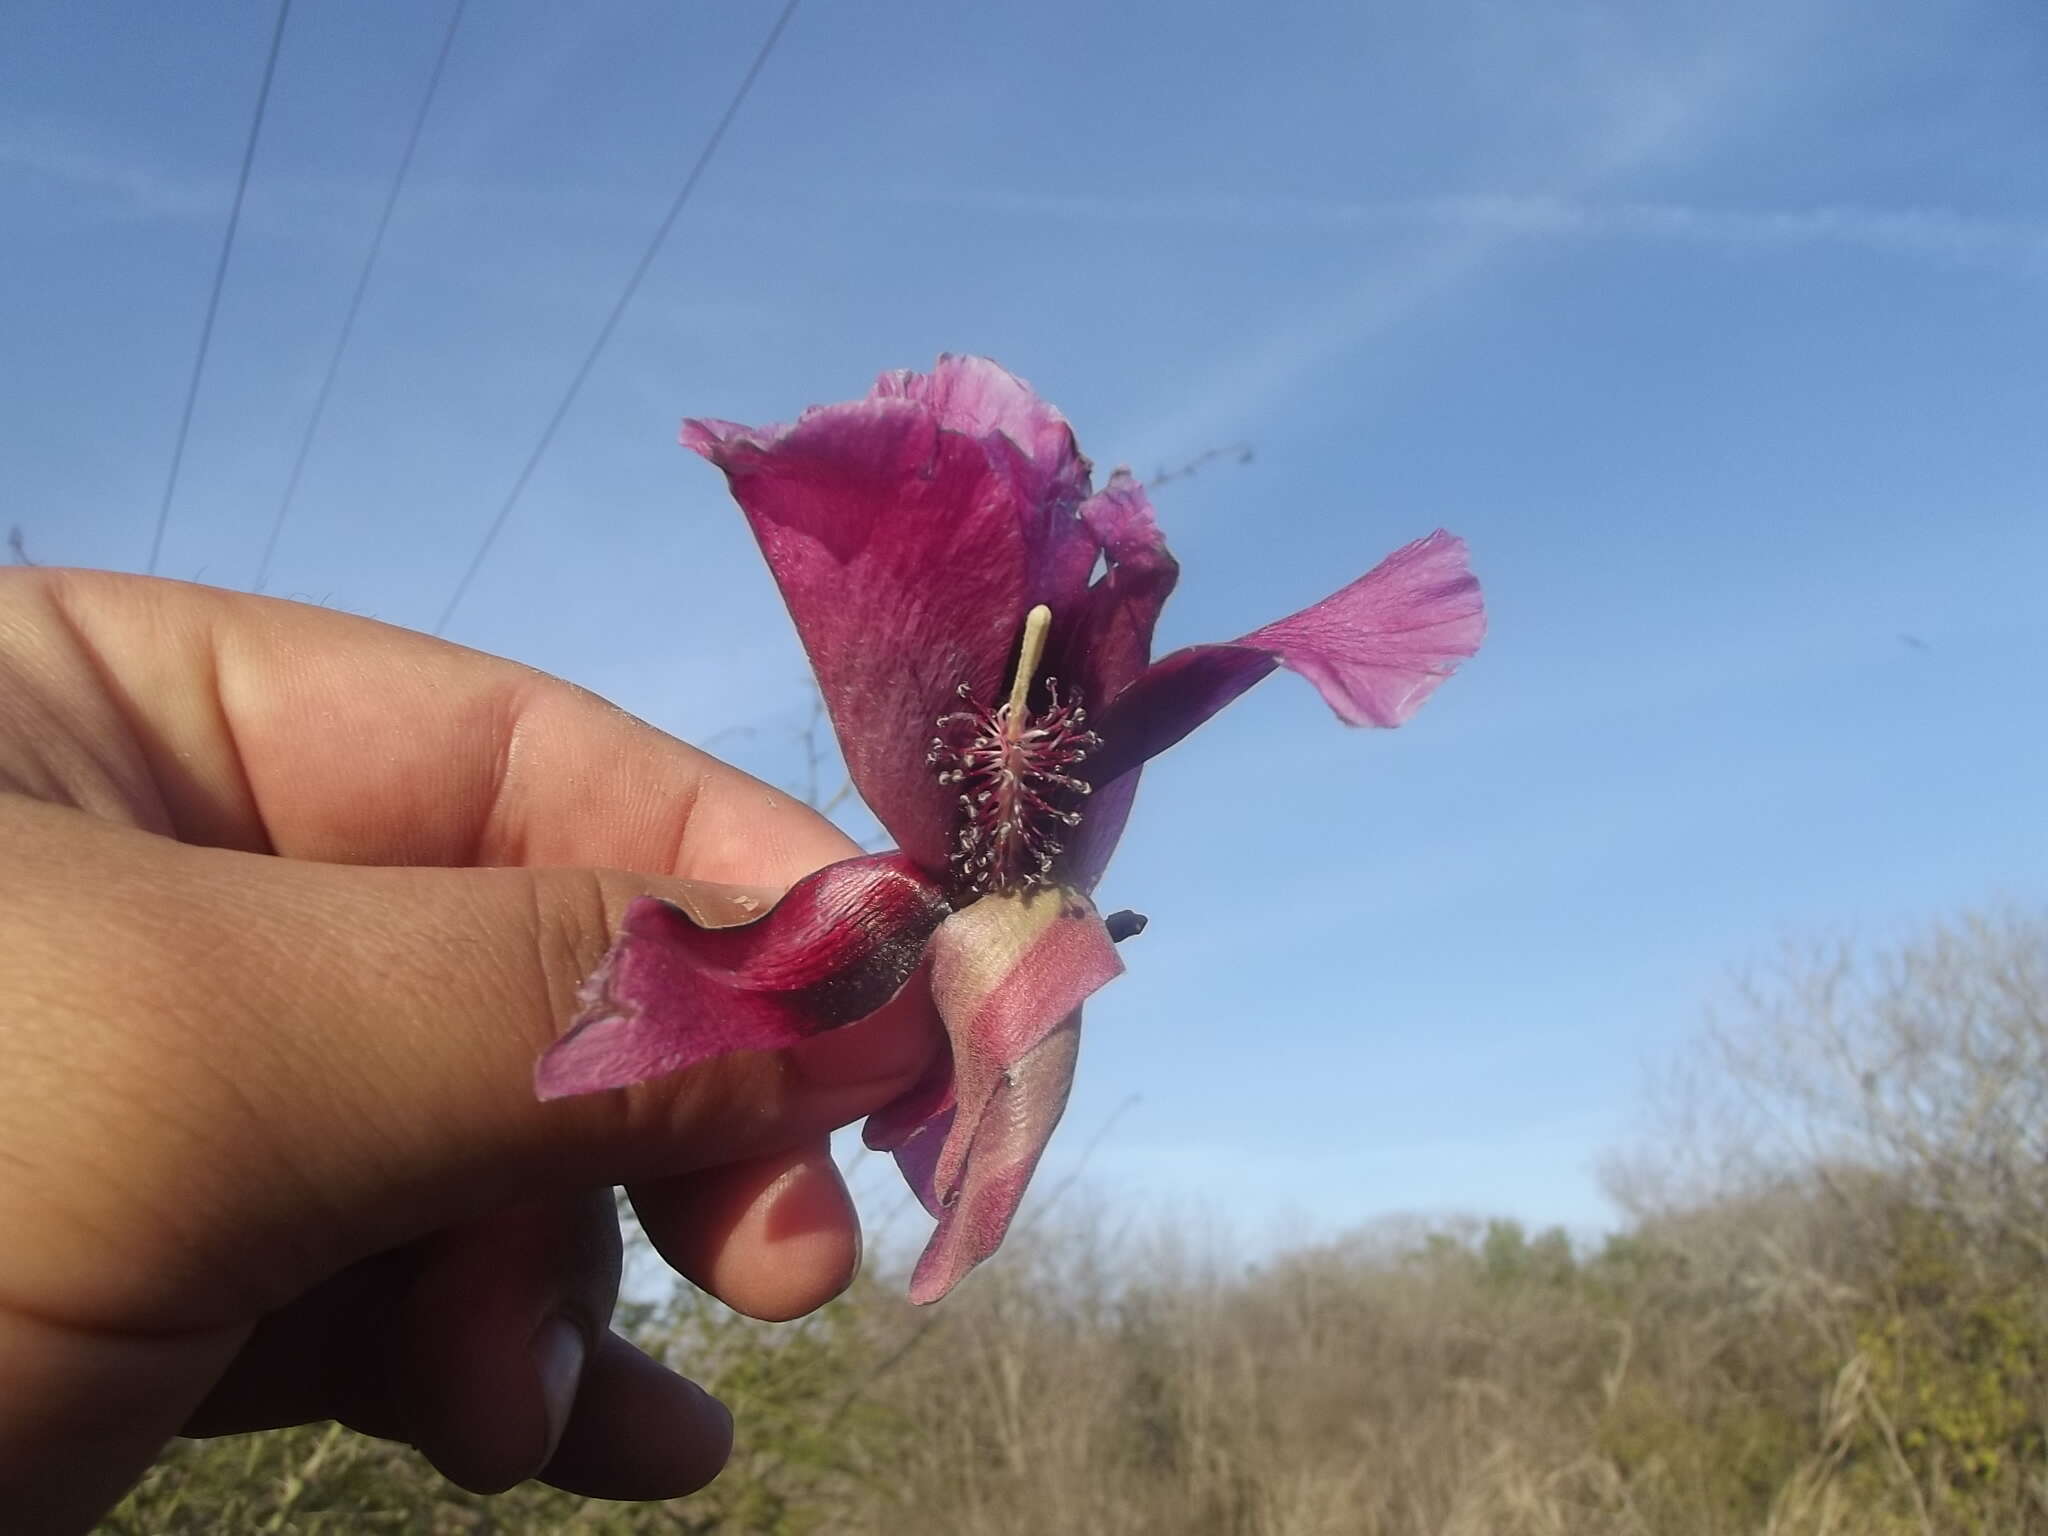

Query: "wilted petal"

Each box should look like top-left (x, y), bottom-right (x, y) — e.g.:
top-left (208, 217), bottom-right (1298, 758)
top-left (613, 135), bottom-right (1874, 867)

top-left (900, 887), bottom-right (1124, 1303)
top-left (684, 357), bottom-right (1100, 872)
top-left (908, 1015), bottom-right (1079, 1306)
top-left (534, 853), bottom-right (948, 1100)
top-left (1086, 529), bottom-right (1484, 785)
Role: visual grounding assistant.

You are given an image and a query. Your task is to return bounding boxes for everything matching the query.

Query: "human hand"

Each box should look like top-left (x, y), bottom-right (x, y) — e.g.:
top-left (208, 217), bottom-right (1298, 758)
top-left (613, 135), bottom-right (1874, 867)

top-left (0, 568), bottom-right (938, 1533)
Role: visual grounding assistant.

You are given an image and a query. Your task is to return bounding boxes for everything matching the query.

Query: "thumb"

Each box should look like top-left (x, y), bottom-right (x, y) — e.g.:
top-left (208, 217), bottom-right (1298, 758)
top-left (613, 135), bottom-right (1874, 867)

top-left (0, 795), bottom-right (938, 1337)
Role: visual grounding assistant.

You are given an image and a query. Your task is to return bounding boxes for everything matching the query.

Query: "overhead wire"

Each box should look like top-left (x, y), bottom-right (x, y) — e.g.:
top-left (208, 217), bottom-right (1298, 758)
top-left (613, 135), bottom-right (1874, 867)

top-left (146, 0), bottom-right (294, 577)
top-left (253, 0), bottom-right (470, 593)
top-left (430, 0), bottom-right (803, 637)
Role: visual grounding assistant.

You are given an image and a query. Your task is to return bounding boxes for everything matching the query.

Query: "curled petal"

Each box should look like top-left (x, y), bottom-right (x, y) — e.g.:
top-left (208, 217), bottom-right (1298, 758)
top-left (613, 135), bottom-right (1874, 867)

top-left (909, 1015), bottom-right (1079, 1306)
top-left (1238, 529), bottom-right (1484, 725)
top-left (896, 887), bottom-right (1124, 1303)
top-left (1057, 469), bottom-right (1179, 711)
top-left (534, 853), bottom-right (948, 1100)
top-left (1086, 530), bottom-right (1484, 785)
top-left (1035, 473), bottom-right (1178, 889)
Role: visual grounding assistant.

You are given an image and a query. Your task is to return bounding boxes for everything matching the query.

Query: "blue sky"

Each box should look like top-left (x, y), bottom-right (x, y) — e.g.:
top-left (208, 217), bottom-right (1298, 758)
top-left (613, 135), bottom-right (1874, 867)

top-left (7, 0), bottom-right (2046, 1253)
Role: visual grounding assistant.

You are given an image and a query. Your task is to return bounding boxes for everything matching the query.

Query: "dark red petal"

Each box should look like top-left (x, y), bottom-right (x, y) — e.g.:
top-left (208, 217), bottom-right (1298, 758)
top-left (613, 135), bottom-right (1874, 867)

top-left (903, 888), bottom-right (1124, 1303)
top-left (684, 358), bottom-right (1101, 873)
top-left (533, 853), bottom-right (948, 1100)
top-left (863, 1039), bottom-right (961, 1219)
top-left (1059, 760), bottom-right (1143, 895)
top-left (1050, 469), bottom-right (1180, 713)
top-left (862, 1045), bottom-right (957, 1153)
top-left (1085, 529), bottom-right (1485, 786)
top-left (886, 1103), bottom-right (958, 1221)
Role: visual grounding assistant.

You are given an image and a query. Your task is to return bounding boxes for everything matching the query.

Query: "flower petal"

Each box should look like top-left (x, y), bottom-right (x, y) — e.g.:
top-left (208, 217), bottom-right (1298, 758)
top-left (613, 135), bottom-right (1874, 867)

top-left (897, 887), bottom-right (1123, 1302)
top-left (861, 1048), bottom-right (958, 1219)
top-left (1085, 529), bottom-right (1484, 785)
top-left (908, 1014), bottom-right (1079, 1306)
top-left (873, 356), bottom-right (1094, 523)
top-left (1054, 469), bottom-right (1179, 714)
top-left (684, 358), bottom-right (1101, 872)
top-left (1038, 472), bottom-right (1177, 891)
top-left (534, 853), bottom-right (948, 1100)
top-left (885, 1103), bottom-right (957, 1221)
top-left (1059, 759), bottom-right (1143, 894)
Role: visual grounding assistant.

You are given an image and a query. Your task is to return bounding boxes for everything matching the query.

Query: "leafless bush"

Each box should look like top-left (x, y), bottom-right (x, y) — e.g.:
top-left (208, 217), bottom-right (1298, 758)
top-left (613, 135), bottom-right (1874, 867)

top-left (1616, 909), bottom-right (2048, 1229)
top-left (1610, 907), bottom-right (2048, 1533)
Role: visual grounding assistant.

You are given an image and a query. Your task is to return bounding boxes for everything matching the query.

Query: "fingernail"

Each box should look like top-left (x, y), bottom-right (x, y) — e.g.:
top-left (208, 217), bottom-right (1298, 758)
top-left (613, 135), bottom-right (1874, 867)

top-left (531, 1316), bottom-right (586, 1464)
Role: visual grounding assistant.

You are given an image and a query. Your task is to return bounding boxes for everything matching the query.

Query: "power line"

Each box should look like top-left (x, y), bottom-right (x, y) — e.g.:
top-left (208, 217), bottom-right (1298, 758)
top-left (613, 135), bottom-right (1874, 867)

top-left (146, 0), bottom-right (294, 577)
top-left (254, 0), bottom-right (469, 594)
top-left (431, 0), bottom-right (802, 637)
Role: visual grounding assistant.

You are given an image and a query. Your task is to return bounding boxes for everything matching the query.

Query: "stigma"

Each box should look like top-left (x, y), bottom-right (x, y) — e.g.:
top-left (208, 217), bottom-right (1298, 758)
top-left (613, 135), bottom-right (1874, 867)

top-left (928, 604), bottom-right (1100, 894)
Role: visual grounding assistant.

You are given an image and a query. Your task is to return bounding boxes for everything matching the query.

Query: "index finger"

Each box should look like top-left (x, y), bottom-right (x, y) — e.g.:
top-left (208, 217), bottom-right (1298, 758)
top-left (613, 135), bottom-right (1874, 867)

top-left (1, 568), bottom-right (850, 887)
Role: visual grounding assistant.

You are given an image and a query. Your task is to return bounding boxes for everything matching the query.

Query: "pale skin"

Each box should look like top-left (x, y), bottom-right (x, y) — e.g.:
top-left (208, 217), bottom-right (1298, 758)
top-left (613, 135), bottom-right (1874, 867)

top-left (0, 567), bottom-right (941, 1534)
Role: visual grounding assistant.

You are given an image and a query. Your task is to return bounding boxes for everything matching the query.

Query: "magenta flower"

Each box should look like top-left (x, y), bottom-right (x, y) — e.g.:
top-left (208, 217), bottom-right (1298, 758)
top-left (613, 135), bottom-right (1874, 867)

top-left (537, 356), bottom-right (1484, 1303)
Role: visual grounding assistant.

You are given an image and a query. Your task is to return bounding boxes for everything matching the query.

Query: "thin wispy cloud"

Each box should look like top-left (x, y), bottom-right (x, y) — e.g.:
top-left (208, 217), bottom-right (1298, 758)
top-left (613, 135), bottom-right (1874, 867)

top-left (0, 122), bottom-right (224, 222)
top-left (0, 117), bottom-right (770, 247)
top-left (1552, 198), bottom-right (2048, 273)
top-left (887, 185), bottom-right (2048, 277)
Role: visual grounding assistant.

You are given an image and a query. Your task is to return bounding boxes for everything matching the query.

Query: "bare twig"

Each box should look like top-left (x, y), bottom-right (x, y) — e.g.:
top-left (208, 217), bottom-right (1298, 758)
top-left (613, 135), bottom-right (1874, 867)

top-left (1149, 441), bottom-right (1255, 489)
